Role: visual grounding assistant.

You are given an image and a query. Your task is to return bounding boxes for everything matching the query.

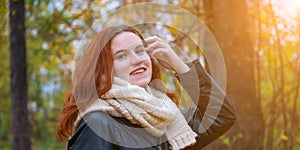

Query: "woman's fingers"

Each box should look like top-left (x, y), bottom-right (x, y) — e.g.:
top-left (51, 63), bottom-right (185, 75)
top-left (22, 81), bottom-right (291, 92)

top-left (144, 36), bottom-right (190, 73)
top-left (145, 36), bottom-right (174, 60)
top-left (145, 41), bottom-right (160, 54)
top-left (145, 36), bottom-right (160, 44)
top-left (149, 48), bottom-right (164, 58)
top-left (145, 37), bottom-right (169, 55)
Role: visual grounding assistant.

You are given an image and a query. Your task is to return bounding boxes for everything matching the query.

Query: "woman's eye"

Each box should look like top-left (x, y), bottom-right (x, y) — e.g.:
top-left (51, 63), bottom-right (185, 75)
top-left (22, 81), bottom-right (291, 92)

top-left (136, 49), bottom-right (145, 54)
top-left (117, 54), bottom-right (126, 60)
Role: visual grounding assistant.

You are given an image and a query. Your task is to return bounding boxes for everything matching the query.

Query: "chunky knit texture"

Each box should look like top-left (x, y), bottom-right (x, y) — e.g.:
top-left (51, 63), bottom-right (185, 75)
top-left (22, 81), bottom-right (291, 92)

top-left (74, 77), bottom-right (197, 149)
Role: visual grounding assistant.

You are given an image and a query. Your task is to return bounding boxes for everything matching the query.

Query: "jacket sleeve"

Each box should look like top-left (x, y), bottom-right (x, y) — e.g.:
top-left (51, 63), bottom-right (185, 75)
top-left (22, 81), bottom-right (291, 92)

top-left (67, 112), bottom-right (119, 150)
top-left (175, 60), bottom-right (236, 149)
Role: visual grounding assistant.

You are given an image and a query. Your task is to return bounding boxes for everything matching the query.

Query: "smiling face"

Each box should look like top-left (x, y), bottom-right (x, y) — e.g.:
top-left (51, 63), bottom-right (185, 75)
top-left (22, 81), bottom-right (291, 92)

top-left (111, 32), bottom-right (152, 88)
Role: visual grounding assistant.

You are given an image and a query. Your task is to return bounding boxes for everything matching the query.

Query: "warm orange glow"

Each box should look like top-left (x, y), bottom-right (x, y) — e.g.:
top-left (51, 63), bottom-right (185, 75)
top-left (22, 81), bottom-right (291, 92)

top-left (276, 0), bottom-right (300, 16)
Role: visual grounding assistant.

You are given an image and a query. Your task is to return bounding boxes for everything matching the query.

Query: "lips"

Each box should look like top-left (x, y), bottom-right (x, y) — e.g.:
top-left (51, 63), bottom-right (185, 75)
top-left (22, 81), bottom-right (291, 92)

top-left (130, 67), bottom-right (146, 75)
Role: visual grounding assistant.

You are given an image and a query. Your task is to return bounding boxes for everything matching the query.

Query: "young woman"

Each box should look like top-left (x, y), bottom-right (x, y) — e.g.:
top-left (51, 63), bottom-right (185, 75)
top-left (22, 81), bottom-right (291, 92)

top-left (57, 25), bottom-right (236, 150)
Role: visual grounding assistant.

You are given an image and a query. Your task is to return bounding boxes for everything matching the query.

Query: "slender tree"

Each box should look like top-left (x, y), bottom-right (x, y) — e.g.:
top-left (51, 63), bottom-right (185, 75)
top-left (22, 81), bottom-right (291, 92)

top-left (9, 0), bottom-right (31, 149)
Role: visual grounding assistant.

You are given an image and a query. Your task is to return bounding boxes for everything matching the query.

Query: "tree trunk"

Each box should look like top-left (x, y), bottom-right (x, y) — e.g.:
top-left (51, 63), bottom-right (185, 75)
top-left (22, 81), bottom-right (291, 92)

top-left (203, 0), bottom-right (265, 149)
top-left (9, 0), bottom-right (31, 149)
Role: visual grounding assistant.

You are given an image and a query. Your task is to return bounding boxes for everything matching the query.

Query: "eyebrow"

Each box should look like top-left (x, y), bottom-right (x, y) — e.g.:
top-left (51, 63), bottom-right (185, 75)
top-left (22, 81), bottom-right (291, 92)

top-left (113, 44), bottom-right (144, 56)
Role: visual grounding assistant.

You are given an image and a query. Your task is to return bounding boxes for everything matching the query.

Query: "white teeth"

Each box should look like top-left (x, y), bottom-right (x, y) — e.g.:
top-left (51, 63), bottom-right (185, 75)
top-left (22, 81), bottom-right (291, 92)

top-left (131, 69), bottom-right (145, 75)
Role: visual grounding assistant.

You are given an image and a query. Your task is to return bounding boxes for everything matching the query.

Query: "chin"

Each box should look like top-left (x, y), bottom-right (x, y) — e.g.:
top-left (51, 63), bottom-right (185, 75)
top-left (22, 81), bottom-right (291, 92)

top-left (131, 79), bottom-right (150, 88)
top-left (134, 82), bottom-right (148, 88)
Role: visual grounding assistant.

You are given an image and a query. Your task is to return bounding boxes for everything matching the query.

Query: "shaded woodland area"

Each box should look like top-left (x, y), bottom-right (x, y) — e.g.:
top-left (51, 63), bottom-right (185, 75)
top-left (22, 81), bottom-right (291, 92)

top-left (1, 0), bottom-right (299, 149)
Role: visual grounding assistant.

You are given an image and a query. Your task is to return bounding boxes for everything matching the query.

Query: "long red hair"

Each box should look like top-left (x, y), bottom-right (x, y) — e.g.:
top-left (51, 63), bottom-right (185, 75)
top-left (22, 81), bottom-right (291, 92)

top-left (56, 25), bottom-right (178, 142)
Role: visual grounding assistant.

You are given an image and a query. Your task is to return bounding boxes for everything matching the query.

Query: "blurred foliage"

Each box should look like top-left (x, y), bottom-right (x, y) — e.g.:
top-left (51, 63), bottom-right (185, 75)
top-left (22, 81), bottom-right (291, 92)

top-left (247, 1), bottom-right (300, 149)
top-left (0, 0), bottom-right (10, 146)
top-left (1, 0), bottom-right (300, 149)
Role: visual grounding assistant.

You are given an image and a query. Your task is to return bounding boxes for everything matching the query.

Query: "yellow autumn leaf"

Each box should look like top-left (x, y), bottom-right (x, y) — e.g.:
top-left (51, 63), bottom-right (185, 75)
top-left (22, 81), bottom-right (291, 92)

top-left (85, 10), bottom-right (93, 16)
top-left (280, 134), bottom-right (288, 141)
top-left (49, 29), bottom-right (54, 34)
top-left (53, 45), bottom-right (59, 50)
top-left (296, 137), bottom-right (300, 144)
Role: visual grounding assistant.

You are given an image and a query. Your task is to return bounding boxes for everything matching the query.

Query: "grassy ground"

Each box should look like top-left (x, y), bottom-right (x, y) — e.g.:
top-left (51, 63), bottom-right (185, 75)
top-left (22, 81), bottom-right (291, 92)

top-left (1, 140), bottom-right (66, 150)
top-left (32, 141), bottom-right (66, 150)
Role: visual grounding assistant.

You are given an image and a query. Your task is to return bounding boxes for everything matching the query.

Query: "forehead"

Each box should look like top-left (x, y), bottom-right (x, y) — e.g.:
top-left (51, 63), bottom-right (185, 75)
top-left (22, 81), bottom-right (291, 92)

top-left (111, 32), bottom-right (142, 52)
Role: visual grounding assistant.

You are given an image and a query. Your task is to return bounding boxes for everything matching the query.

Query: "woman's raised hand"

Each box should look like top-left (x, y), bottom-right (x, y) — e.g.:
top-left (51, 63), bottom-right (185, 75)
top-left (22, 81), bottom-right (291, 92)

top-left (145, 36), bottom-right (190, 74)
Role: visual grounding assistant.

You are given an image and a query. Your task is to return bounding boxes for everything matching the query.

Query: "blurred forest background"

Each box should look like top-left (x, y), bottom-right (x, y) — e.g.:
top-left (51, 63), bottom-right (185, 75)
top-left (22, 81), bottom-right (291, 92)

top-left (1, 0), bottom-right (300, 149)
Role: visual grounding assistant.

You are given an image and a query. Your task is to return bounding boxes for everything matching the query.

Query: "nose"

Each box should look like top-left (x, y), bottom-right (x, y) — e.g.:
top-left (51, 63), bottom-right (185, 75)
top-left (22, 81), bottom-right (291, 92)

top-left (130, 53), bottom-right (143, 65)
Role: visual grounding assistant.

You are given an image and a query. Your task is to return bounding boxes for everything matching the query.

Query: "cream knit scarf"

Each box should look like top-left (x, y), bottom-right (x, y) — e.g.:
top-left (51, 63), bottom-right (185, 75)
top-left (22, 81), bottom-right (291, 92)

top-left (74, 77), bottom-right (197, 149)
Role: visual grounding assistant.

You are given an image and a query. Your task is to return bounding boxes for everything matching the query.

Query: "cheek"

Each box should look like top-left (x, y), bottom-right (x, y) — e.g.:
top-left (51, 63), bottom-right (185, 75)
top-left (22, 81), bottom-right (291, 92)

top-left (145, 57), bottom-right (152, 67)
top-left (145, 58), bottom-right (153, 73)
top-left (143, 55), bottom-right (151, 65)
top-left (113, 61), bottom-right (130, 79)
top-left (113, 62), bottom-right (124, 77)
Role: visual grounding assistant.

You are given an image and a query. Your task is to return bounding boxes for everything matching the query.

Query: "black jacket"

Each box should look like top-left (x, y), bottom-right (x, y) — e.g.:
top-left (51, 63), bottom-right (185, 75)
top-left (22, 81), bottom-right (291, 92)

top-left (67, 60), bottom-right (236, 150)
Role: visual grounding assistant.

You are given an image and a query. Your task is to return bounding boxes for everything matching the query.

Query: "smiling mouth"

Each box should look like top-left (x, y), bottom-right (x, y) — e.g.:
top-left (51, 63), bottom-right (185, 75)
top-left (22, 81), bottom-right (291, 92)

top-left (130, 68), bottom-right (146, 75)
